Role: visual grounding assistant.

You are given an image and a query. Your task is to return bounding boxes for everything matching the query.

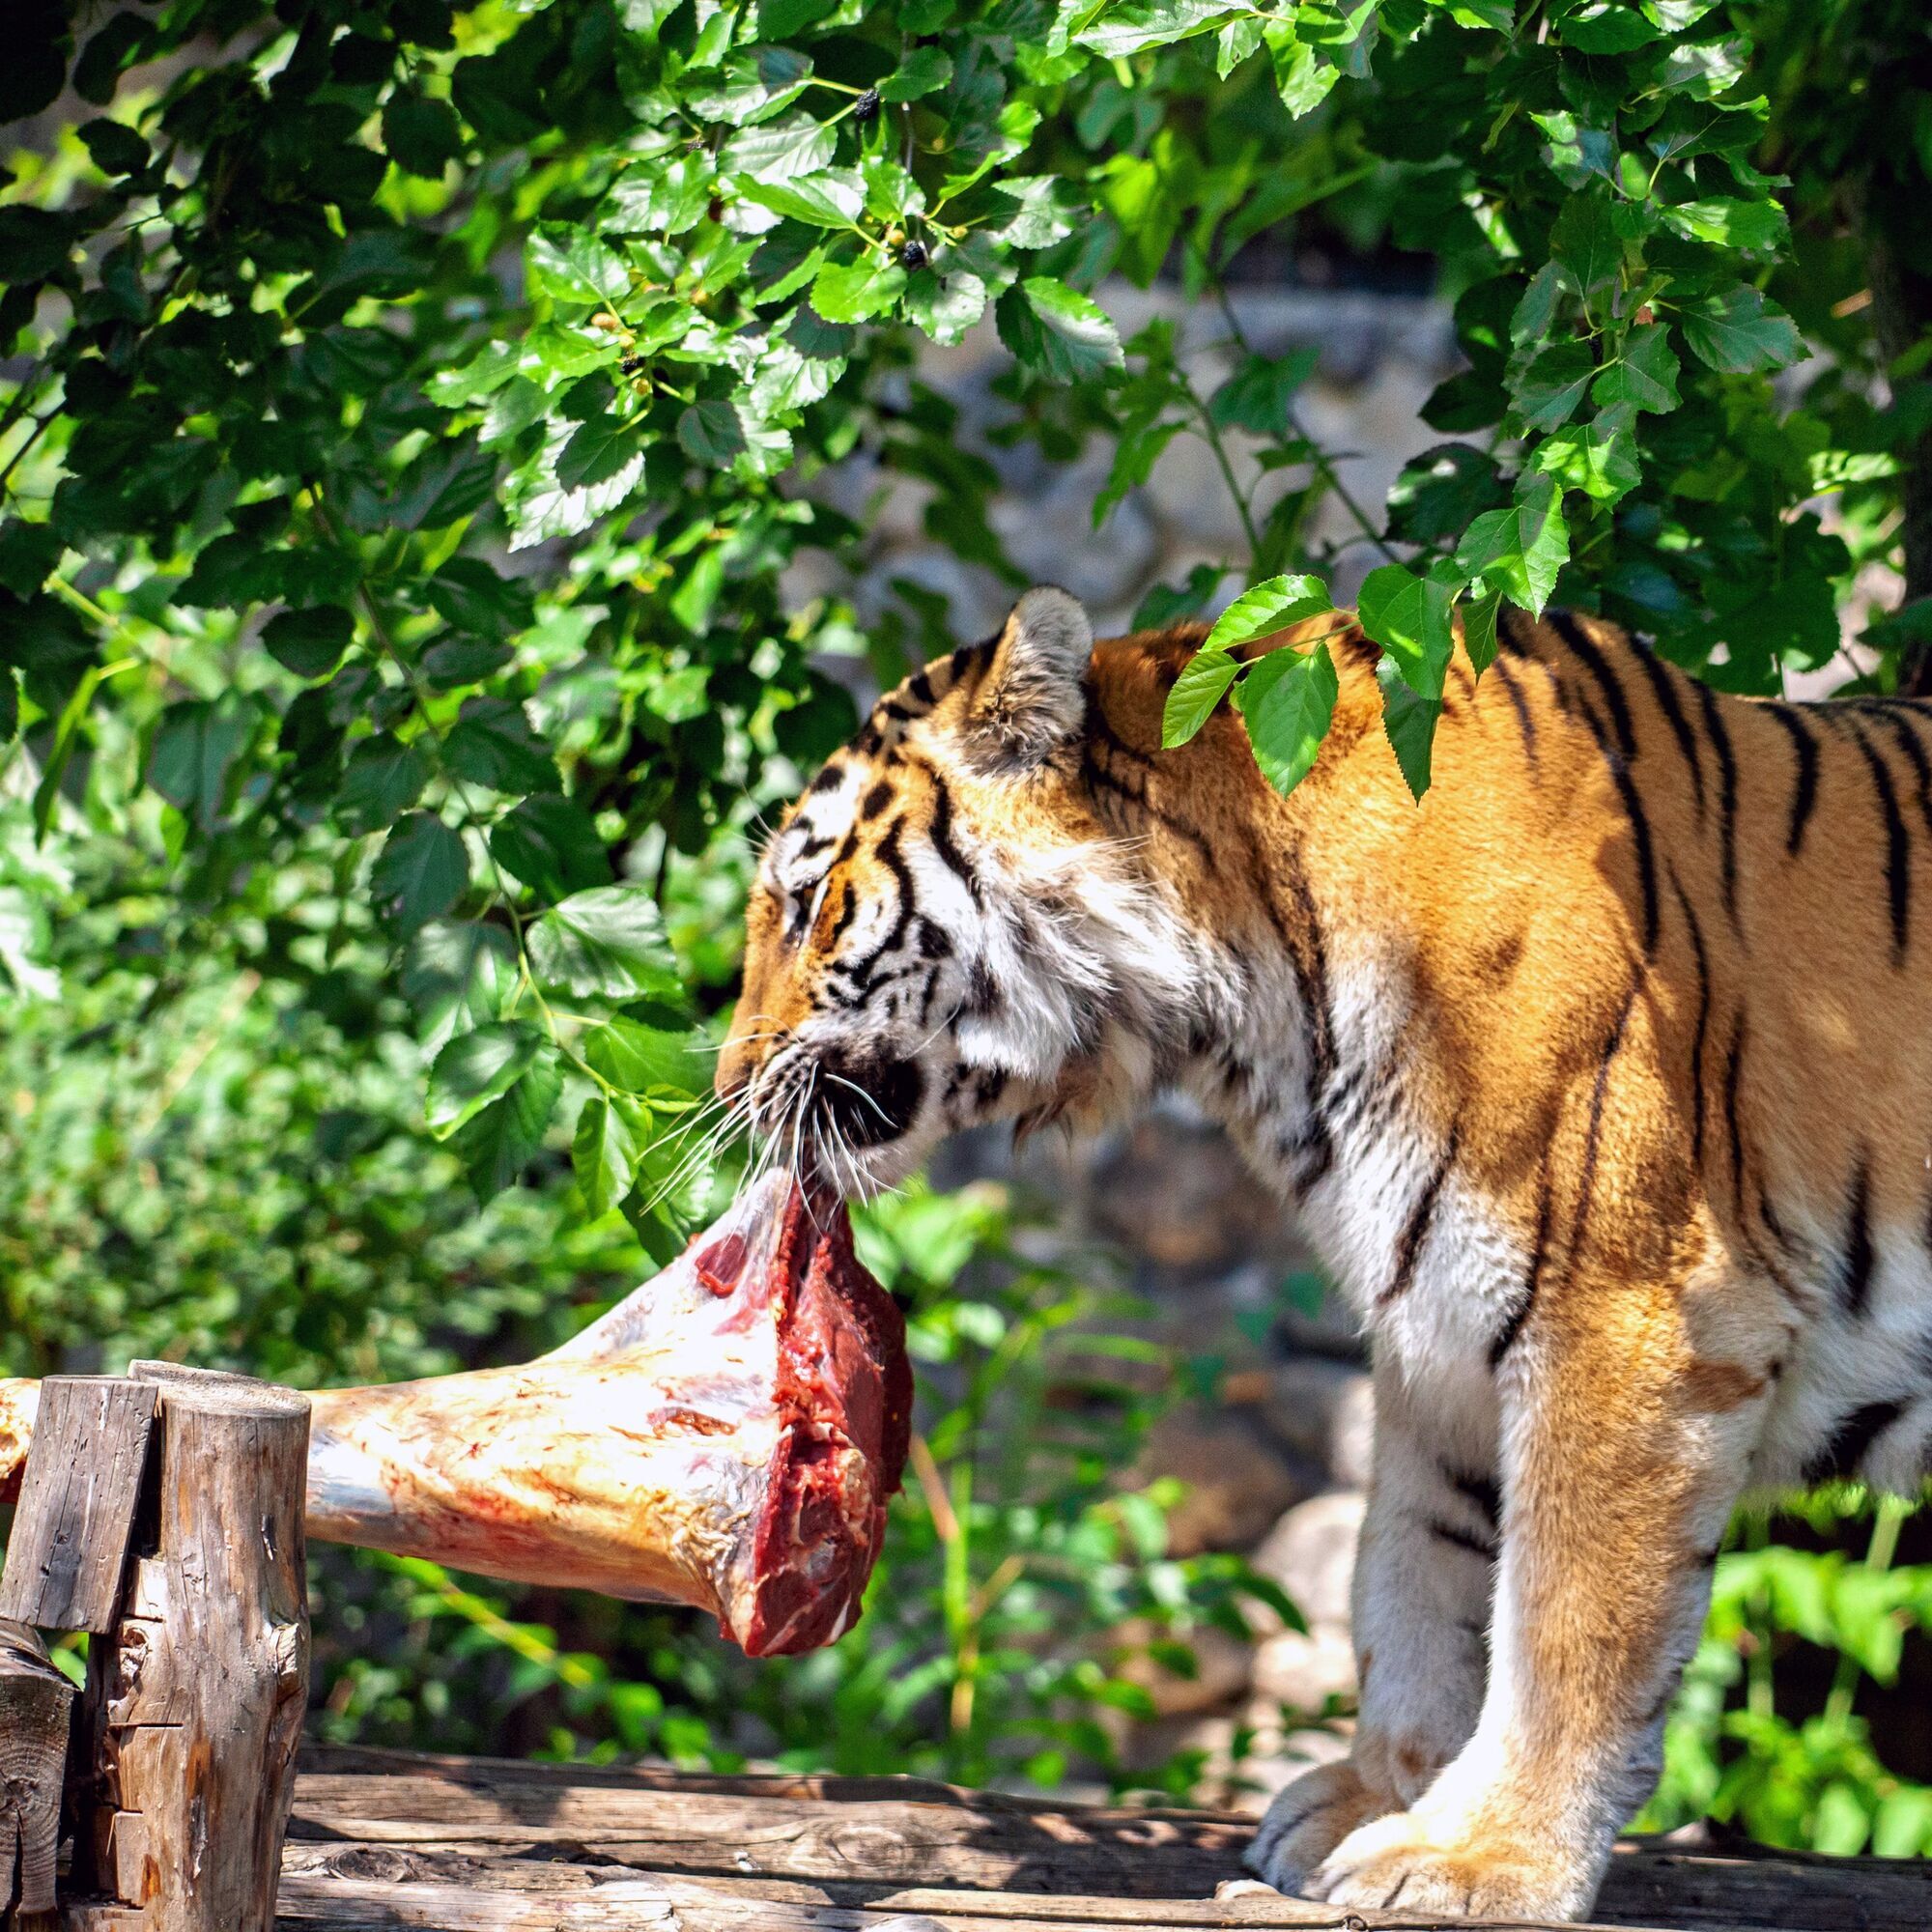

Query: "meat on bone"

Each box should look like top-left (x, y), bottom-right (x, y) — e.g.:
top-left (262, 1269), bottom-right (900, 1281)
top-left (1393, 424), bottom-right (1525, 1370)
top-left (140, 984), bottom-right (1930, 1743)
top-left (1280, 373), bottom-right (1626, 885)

top-left (0, 1176), bottom-right (912, 1658)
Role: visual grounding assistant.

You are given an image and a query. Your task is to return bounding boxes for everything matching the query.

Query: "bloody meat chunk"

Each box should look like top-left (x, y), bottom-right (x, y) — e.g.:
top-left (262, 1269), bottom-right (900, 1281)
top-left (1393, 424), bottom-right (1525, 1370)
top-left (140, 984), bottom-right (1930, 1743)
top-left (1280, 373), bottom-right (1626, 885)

top-left (0, 1177), bottom-right (912, 1658)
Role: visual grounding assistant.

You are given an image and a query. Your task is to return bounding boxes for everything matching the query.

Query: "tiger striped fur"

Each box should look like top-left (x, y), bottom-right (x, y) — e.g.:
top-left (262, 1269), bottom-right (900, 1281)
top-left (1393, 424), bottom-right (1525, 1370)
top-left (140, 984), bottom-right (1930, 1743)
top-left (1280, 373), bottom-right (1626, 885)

top-left (718, 584), bottom-right (1932, 1920)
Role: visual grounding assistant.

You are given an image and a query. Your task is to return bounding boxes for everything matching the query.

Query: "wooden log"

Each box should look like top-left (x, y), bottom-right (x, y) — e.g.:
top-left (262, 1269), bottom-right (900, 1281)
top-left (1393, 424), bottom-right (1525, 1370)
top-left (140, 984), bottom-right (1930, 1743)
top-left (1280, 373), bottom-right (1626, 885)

top-left (0, 1379), bottom-right (156, 1634)
top-left (0, 1619), bottom-right (72, 1927)
top-left (75, 1364), bottom-right (311, 1932)
top-left (282, 1753), bottom-right (1932, 1932)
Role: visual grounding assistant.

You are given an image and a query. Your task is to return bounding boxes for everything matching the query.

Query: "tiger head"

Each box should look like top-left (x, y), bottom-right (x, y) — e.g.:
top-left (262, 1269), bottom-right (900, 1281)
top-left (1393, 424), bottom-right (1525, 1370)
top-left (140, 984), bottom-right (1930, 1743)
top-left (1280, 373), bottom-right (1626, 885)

top-left (716, 586), bottom-right (1243, 1197)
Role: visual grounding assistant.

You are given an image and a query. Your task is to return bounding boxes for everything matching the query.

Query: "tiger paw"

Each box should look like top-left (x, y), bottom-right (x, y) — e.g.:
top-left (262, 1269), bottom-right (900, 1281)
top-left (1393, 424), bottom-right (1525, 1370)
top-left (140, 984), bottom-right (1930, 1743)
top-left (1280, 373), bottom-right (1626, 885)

top-left (1301, 1809), bottom-right (1595, 1920)
top-left (1243, 1761), bottom-right (1395, 1894)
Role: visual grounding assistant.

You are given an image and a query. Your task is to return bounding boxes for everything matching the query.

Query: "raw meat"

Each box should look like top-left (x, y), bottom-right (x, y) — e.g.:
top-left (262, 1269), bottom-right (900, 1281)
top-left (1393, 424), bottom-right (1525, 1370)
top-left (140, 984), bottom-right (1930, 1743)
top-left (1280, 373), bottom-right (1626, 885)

top-left (0, 1177), bottom-right (912, 1658)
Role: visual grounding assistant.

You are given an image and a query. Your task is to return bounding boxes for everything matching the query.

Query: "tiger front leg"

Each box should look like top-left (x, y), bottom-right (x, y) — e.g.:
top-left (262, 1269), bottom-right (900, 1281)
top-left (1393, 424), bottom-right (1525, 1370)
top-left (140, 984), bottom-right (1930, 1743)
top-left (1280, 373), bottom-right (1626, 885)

top-left (1247, 1367), bottom-right (1495, 1889)
top-left (1296, 1280), bottom-right (1764, 1920)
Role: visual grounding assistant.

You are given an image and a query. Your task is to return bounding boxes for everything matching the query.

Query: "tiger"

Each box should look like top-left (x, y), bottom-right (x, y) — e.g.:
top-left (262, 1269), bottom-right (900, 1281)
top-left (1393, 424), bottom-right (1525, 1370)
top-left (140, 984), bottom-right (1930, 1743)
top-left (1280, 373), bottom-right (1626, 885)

top-left (716, 582), bottom-right (1932, 1919)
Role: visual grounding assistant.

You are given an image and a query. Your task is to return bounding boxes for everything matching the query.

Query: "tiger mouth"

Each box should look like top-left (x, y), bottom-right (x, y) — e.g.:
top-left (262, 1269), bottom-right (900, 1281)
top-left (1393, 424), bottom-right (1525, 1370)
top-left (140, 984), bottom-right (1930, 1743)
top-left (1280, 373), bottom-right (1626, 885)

top-left (815, 1053), bottom-right (925, 1151)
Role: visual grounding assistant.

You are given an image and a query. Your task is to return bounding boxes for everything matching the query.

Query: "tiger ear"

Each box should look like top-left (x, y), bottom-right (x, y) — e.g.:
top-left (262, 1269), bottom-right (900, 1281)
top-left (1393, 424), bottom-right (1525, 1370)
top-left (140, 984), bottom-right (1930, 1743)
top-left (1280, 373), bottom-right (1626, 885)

top-left (972, 586), bottom-right (1094, 766)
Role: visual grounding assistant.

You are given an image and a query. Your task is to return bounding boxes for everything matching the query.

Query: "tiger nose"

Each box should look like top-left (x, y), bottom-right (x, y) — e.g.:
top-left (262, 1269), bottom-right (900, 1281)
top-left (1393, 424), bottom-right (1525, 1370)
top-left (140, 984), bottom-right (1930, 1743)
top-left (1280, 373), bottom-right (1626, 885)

top-left (715, 1037), bottom-right (757, 1108)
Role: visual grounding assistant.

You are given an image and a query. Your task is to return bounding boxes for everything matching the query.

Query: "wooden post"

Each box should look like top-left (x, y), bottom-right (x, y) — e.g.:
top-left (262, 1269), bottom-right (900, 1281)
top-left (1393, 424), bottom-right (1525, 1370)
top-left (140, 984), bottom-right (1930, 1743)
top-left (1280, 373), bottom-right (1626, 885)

top-left (0, 1621), bottom-right (72, 1930)
top-left (72, 1364), bottom-right (311, 1932)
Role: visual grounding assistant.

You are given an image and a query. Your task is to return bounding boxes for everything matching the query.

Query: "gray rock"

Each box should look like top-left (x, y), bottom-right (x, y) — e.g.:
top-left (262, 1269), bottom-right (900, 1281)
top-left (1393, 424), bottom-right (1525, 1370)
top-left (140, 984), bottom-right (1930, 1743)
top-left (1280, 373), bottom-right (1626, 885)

top-left (1266, 1358), bottom-right (1375, 1491)
top-left (1248, 1490), bottom-right (1365, 1635)
top-left (1132, 1407), bottom-right (1308, 1558)
top-left (1251, 1626), bottom-right (1358, 1714)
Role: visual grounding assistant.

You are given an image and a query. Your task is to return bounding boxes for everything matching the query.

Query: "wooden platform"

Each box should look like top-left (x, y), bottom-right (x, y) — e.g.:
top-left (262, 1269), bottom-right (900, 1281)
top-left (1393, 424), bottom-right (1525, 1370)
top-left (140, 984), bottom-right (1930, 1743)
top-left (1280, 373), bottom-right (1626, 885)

top-left (272, 1746), bottom-right (1932, 1932)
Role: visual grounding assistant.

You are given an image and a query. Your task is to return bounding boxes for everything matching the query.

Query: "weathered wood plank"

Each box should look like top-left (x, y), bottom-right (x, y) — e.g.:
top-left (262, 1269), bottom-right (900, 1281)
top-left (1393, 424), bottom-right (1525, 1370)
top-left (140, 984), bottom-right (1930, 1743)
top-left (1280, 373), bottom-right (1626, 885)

top-left (0, 1619), bottom-right (72, 1923)
top-left (74, 1364), bottom-right (311, 1932)
top-left (0, 1379), bottom-right (156, 1634)
top-left (272, 1843), bottom-right (1658, 1932)
top-left (290, 1751), bottom-right (1253, 1899)
top-left (286, 1754), bottom-right (1932, 1931)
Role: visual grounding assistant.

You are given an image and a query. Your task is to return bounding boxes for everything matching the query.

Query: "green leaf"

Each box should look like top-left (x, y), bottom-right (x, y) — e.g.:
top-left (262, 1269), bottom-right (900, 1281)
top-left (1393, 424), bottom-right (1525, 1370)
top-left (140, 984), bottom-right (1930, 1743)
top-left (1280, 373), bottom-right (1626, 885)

top-left (0, 522), bottom-right (61, 598)
top-left (428, 1019), bottom-right (550, 1136)
top-left (684, 45), bottom-right (813, 126)
top-left (335, 733), bottom-right (431, 835)
top-left (1591, 323), bottom-right (1681, 413)
top-left (1558, 3), bottom-right (1660, 51)
top-left (1463, 585), bottom-right (1503, 676)
top-left (526, 224), bottom-right (630, 306)
top-left (260, 605), bottom-right (353, 680)
top-left (78, 118), bottom-right (149, 177)
top-left (1678, 285), bottom-right (1804, 375)
top-left (995, 277), bottom-right (1124, 384)
top-left (490, 795), bottom-right (613, 901)
top-left (450, 1048), bottom-right (563, 1202)
top-left (383, 90), bottom-right (465, 178)
top-left (1659, 195), bottom-right (1788, 254)
top-left (879, 47), bottom-right (953, 101)
top-left (405, 920), bottom-right (520, 1054)
top-left (443, 696), bottom-right (561, 793)
top-left (1208, 346), bottom-right (1319, 435)
top-left (1205, 573), bottom-right (1332, 653)
top-left (735, 169), bottom-right (866, 228)
top-left (1550, 192), bottom-right (1622, 296)
top-left (147, 695), bottom-right (254, 831)
top-left (583, 1016), bottom-right (710, 1094)
top-left (1161, 648), bottom-right (1239, 747)
top-left (1072, 0), bottom-right (1245, 59)
top-left (574, 1093), bottom-right (650, 1218)
top-left (527, 887), bottom-right (684, 1001)
top-left (425, 558), bottom-right (534, 642)
top-left (1357, 562), bottom-right (1457, 699)
top-left (1377, 654), bottom-right (1442, 801)
top-left (372, 813), bottom-right (470, 935)
top-left (904, 265), bottom-right (989, 345)
top-left (1532, 404), bottom-right (1641, 504)
top-left (1456, 475), bottom-right (1570, 612)
top-left (1386, 444), bottom-right (1508, 545)
top-left (719, 117), bottom-right (836, 185)
top-left (988, 176), bottom-right (1082, 248)
top-left (810, 258), bottom-right (907, 323)
top-left (1515, 341), bottom-right (1596, 432)
top-left (1235, 642), bottom-right (1338, 797)
top-left (556, 412), bottom-right (638, 491)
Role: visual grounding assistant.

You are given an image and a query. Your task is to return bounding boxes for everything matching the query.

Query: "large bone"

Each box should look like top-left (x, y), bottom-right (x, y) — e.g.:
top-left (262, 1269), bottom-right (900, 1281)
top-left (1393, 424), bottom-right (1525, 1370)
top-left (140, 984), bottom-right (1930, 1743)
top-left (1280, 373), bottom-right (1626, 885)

top-left (0, 1177), bottom-right (912, 1658)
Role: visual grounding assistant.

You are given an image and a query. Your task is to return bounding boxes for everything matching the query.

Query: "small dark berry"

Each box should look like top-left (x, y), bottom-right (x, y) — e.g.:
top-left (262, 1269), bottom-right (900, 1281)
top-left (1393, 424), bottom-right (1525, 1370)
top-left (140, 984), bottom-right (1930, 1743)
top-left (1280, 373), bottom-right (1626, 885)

top-left (899, 239), bottom-right (928, 272)
top-left (853, 85), bottom-right (882, 123)
top-left (619, 355), bottom-right (649, 377)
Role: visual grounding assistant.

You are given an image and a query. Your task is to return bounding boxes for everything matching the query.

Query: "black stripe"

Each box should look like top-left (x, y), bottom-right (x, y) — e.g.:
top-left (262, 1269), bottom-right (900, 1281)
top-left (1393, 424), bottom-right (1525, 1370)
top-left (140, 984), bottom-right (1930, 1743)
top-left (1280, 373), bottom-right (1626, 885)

top-left (1428, 1518), bottom-right (1498, 1561)
top-left (1763, 703), bottom-right (1821, 857)
top-left (1841, 1151), bottom-right (1875, 1318)
top-left (904, 668), bottom-right (935, 707)
top-left (1492, 1149), bottom-right (1553, 1368)
top-left (1803, 1400), bottom-right (1902, 1486)
top-left (1722, 1010), bottom-right (1748, 1227)
top-left (1490, 651), bottom-right (1539, 767)
top-left (1380, 1123), bottom-right (1461, 1304)
top-left (1579, 698), bottom-right (1661, 956)
top-left (1844, 717), bottom-right (1911, 961)
top-left (1548, 611), bottom-right (1637, 760)
top-left (1571, 977), bottom-right (1638, 1263)
top-left (1867, 704), bottom-right (1932, 838)
top-left (1668, 865), bottom-right (1711, 1175)
top-left (1632, 640), bottom-right (1705, 819)
top-left (920, 765), bottom-right (982, 903)
top-left (1445, 1465), bottom-right (1501, 1528)
top-left (1691, 678), bottom-right (1740, 928)
top-left (1269, 848), bottom-right (1338, 1191)
top-left (862, 779), bottom-right (893, 819)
